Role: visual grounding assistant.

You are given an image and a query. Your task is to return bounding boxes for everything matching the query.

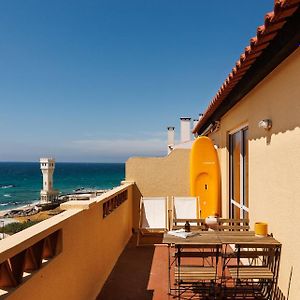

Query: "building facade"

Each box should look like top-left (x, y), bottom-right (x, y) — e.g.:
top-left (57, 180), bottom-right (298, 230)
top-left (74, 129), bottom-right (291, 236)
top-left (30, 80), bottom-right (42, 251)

top-left (193, 4), bottom-right (300, 297)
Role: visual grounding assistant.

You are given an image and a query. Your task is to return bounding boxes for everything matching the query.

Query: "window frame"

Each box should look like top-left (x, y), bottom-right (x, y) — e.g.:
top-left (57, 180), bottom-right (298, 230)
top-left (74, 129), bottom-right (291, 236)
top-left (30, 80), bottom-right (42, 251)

top-left (229, 126), bottom-right (249, 219)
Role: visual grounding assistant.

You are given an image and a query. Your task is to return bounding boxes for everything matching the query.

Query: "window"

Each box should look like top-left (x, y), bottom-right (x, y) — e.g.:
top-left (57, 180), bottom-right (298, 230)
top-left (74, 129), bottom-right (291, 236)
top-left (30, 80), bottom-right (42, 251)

top-left (229, 127), bottom-right (249, 219)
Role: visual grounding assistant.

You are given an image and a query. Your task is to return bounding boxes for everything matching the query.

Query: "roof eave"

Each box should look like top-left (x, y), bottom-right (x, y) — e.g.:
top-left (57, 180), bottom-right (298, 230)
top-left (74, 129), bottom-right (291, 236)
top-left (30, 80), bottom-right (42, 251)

top-left (193, 2), bottom-right (300, 135)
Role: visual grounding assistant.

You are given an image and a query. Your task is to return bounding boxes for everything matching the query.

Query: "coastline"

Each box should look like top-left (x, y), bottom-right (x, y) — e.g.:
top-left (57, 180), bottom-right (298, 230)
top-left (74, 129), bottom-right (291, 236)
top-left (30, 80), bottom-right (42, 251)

top-left (0, 162), bottom-right (123, 230)
top-left (0, 201), bottom-right (64, 227)
top-left (0, 201), bottom-right (40, 218)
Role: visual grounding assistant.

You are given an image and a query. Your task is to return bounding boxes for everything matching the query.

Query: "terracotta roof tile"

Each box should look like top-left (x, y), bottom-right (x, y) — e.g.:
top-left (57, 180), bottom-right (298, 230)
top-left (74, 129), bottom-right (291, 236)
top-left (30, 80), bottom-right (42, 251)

top-left (193, 0), bottom-right (300, 134)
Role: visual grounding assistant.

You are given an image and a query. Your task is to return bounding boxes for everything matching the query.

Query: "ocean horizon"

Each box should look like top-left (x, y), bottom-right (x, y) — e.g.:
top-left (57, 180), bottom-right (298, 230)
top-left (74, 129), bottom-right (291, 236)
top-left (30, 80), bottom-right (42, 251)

top-left (0, 162), bottom-right (125, 211)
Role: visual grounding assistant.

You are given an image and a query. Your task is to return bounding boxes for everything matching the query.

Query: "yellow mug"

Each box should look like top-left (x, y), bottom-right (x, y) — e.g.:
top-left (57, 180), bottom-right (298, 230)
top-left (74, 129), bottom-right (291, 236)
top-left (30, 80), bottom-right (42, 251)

top-left (255, 222), bottom-right (268, 237)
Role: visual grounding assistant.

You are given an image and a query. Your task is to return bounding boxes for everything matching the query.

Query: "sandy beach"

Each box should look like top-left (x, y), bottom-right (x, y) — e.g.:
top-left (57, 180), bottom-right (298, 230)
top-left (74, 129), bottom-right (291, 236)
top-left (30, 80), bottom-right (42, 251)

top-left (0, 201), bottom-right (40, 218)
top-left (0, 201), bottom-right (57, 225)
top-left (0, 203), bottom-right (37, 226)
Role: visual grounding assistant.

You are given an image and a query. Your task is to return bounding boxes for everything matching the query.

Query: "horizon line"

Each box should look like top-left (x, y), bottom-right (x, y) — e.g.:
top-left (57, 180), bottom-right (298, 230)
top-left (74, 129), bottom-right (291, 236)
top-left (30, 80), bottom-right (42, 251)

top-left (0, 161), bottom-right (126, 164)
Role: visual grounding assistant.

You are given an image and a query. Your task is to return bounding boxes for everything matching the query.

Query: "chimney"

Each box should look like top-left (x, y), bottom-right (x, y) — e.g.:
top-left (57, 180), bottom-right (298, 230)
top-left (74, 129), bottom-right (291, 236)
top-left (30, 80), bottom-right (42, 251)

top-left (193, 119), bottom-right (198, 129)
top-left (193, 113), bottom-right (203, 138)
top-left (167, 127), bottom-right (175, 154)
top-left (180, 117), bottom-right (191, 143)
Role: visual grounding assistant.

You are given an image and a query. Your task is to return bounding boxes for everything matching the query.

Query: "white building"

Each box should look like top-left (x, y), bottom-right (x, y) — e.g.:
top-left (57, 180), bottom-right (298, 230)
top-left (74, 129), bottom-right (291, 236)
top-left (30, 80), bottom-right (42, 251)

top-left (40, 158), bottom-right (59, 204)
top-left (167, 115), bottom-right (203, 153)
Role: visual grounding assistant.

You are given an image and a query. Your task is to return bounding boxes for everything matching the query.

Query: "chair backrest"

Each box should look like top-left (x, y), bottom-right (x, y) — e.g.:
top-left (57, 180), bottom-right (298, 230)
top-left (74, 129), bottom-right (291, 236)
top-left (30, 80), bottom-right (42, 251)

top-left (172, 197), bottom-right (205, 230)
top-left (217, 218), bottom-right (250, 231)
top-left (140, 197), bottom-right (168, 230)
top-left (175, 243), bottom-right (221, 282)
top-left (235, 243), bottom-right (281, 275)
top-left (176, 243), bottom-right (221, 260)
top-left (173, 196), bottom-right (199, 220)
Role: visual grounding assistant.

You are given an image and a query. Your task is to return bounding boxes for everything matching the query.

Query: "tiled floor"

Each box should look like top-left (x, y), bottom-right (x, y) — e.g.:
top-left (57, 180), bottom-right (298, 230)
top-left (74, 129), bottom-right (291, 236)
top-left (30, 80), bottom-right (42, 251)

top-left (97, 235), bottom-right (274, 300)
top-left (97, 234), bottom-right (172, 300)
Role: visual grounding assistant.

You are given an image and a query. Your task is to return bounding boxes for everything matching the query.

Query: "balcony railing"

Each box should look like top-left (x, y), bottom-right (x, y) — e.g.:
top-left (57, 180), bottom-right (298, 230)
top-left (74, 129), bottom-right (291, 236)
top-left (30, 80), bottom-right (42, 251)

top-left (0, 182), bottom-right (134, 300)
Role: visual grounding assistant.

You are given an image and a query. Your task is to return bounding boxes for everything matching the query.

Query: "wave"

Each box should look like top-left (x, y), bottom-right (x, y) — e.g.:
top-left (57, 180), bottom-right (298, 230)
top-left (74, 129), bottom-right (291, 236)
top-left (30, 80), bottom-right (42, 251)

top-left (0, 184), bottom-right (16, 189)
top-left (0, 201), bottom-right (22, 206)
top-left (3, 194), bottom-right (12, 198)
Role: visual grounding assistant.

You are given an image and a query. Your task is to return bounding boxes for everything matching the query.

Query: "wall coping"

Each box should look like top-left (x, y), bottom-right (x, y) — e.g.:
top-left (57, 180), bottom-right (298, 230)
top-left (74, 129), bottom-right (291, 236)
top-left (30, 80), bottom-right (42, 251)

top-left (0, 183), bottom-right (134, 263)
top-left (0, 209), bottom-right (79, 263)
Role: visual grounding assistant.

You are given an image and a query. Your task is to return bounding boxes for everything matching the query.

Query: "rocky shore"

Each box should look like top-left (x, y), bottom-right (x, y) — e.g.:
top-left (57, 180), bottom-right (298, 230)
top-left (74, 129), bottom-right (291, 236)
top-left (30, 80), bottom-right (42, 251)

top-left (0, 189), bottom-right (108, 225)
top-left (2, 205), bottom-right (41, 218)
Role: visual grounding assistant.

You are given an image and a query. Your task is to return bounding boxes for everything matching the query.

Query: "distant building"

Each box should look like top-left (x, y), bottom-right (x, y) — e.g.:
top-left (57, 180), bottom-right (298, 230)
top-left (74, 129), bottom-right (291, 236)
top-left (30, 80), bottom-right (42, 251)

top-left (167, 115), bottom-right (203, 153)
top-left (40, 158), bottom-right (59, 204)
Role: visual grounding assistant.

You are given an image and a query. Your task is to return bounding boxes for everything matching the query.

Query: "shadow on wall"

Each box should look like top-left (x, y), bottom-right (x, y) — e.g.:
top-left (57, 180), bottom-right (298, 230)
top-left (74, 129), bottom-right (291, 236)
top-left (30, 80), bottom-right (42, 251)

top-left (132, 183), bottom-right (142, 230)
top-left (245, 49), bottom-right (300, 144)
top-left (250, 122), bottom-right (299, 146)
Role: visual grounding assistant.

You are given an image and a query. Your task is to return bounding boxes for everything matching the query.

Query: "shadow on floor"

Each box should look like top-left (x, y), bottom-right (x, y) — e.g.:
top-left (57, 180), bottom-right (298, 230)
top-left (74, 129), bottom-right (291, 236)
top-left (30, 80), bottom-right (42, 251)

top-left (97, 235), bottom-right (156, 300)
top-left (97, 234), bottom-right (282, 300)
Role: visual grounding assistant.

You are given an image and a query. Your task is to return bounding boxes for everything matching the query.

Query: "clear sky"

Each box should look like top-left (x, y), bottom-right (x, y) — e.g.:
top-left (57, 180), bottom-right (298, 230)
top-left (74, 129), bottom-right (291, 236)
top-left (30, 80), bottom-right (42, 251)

top-left (0, 0), bottom-right (274, 162)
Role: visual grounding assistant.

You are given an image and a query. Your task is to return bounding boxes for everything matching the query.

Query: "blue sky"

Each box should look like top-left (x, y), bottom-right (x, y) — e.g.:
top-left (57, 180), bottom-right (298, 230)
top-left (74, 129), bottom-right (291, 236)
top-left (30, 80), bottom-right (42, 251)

top-left (0, 0), bottom-right (274, 162)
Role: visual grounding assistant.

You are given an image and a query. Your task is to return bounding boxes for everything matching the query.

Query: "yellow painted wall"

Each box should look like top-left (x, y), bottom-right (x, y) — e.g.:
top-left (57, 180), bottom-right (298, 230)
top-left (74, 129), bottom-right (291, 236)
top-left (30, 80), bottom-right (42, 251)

top-left (208, 48), bottom-right (300, 299)
top-left (125, 149), bottom-right (190, 229)
top-left (4, 184), bottom-right (133, 300)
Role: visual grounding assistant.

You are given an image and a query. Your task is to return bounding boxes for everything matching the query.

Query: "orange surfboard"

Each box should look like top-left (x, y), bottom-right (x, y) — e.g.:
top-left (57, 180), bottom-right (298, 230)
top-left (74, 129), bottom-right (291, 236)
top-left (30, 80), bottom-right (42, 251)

top-left (190, 136), bottom-right (221, 218)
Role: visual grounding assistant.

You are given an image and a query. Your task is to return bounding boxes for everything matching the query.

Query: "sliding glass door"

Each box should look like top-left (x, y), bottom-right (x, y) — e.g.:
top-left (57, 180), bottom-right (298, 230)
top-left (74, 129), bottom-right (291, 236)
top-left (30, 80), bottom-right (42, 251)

top-left (229, 127), bottom-right (249, 219)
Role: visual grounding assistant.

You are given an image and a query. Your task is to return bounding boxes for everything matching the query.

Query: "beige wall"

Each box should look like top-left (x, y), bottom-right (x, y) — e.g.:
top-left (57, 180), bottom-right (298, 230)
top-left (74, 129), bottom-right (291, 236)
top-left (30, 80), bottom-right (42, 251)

top-left (125, 149), bottom-right (190, 229)
top-left (2, 184), bottom-right (133, 300)
top-left (208, 48), bottom-right (300, 299)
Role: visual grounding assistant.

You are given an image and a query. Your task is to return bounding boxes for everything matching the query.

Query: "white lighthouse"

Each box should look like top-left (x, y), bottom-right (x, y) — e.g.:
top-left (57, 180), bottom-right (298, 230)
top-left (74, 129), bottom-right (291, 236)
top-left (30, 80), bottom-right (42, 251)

top-left (40, 158), bottom-right (59, 204)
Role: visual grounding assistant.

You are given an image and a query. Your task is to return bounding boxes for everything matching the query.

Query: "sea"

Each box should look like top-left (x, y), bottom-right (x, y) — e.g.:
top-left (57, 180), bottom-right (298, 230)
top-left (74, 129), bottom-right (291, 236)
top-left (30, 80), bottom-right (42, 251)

top-left (0, 162), bottom-right (125, 211)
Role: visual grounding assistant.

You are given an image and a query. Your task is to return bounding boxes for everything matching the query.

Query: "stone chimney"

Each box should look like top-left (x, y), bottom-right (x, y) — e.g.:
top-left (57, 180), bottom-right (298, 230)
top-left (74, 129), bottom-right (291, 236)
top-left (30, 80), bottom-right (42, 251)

top-left (167, 127), bottom-right (175, 154)
top-left (180, 117), bottom-right (191, 143)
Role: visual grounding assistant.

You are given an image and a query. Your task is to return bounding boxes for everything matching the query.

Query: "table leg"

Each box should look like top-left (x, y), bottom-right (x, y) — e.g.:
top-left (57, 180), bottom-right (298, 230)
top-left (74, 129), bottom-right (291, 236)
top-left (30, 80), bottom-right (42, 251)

top-left (168, 244), bottom-right (171, 294)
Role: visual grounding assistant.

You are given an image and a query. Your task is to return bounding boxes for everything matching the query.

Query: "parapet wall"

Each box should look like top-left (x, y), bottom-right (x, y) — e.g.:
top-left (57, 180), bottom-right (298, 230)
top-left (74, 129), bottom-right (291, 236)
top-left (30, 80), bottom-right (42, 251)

top-left (0, 183), bottom-right (133, 300)
top-left (125, 149), bottom-right (190, 229)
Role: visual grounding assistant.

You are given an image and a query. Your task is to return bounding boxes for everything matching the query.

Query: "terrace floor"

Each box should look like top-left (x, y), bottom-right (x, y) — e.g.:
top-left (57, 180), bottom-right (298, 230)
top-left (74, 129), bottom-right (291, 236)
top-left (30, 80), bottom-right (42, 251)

top-left (97, 234), bottom-right (171, 300)
top-left (97, 235), bottom-right (279, 300)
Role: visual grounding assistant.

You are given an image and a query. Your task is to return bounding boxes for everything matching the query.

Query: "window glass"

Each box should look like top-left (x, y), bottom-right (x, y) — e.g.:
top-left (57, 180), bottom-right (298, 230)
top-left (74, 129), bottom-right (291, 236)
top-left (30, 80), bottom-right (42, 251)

top-left (232, 132), bottom-right (241, 205)
top-left (243, 129), bottom-right (249, 218)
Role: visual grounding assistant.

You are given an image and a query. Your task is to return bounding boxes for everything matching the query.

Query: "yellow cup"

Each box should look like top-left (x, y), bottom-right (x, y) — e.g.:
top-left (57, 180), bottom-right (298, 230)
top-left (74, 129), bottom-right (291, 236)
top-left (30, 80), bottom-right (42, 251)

top-left (255, 222), bottom-right (268, 237)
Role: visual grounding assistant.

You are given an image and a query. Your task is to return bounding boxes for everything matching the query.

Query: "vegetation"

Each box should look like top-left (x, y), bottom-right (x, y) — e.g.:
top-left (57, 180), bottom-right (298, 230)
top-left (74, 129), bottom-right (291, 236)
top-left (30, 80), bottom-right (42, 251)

top-left (1, 207), bottom-right (63, 236)
top-left (3, 220), bottom-right (41, 235)
top-left (15, 207), bottom-right (63, 223)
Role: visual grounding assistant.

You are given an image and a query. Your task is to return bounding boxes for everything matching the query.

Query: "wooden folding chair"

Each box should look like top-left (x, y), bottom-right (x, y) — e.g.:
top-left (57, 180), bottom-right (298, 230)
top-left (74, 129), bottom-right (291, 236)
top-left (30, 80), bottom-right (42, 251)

top-left (137, 197), bottom-right (168, 246)
top-left (175, 243), bottom-right (221, 299)
top-left (226, 243), bottom-right (281, 299)
top-left (217, 218), bottom-right (250, 231)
